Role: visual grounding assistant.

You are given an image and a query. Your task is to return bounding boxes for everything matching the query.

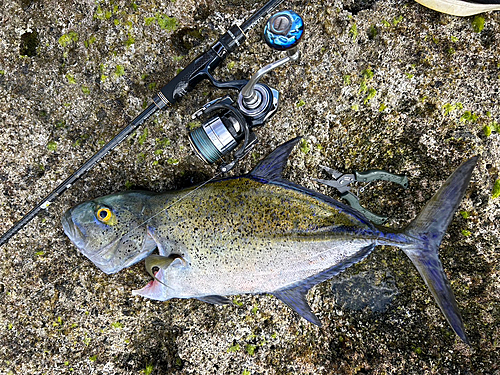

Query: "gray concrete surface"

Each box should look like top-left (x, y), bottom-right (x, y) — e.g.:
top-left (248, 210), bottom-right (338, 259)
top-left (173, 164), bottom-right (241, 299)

top-left (0, 0), bottom-right (499, 373)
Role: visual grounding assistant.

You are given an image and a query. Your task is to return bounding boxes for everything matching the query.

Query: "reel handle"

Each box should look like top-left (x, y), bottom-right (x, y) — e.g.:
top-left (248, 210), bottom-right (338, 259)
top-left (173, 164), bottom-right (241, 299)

top-left (263, 10), bottom-right (304, 51)
top-left (240, 10), bottom-right (304, 110)
top-left (188, 10), bottom-right (305, 172)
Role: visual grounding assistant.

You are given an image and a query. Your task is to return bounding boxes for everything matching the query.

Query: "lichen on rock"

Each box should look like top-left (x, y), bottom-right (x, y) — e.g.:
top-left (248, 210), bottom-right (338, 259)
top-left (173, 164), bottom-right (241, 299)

top-left (0, 0), bottom-right (499, 374)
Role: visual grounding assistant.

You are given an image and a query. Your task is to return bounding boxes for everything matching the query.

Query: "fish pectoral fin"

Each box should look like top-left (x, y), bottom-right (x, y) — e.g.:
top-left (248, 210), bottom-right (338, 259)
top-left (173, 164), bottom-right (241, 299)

top-left (145, 254), bottom-right (183, 287)
top-left (273, 287), bottom-right (321, 327)
top-left (196, 295), bottom-right (233, 306)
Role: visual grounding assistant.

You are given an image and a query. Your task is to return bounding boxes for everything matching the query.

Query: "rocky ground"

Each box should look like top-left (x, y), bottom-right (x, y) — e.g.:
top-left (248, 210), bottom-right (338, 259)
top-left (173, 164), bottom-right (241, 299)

top-left (0, 0), bottom-right (499, 373)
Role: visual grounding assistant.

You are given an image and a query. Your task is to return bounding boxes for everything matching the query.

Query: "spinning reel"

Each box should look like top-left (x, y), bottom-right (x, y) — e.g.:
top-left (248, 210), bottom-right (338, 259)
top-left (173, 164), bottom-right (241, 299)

top-left (188, 10), bottom-right (304, 172)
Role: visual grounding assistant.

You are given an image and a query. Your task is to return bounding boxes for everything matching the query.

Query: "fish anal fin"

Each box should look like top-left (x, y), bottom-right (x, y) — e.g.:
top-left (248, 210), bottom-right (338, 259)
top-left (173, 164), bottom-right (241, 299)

top-left (196, 295), bottom-right (233, 305)
top-left (273, 244), bottom-right (376, 326)
top-left (248, 137), bottom-right (302, 181)
top-left (299, 244), bottom-right (376, 290)
top-left (273, 287), bottom-right (321, 326)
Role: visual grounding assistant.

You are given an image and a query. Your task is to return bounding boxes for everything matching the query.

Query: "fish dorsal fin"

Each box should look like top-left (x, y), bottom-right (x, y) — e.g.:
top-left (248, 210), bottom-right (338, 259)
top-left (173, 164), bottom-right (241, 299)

top-left (248, 137), bottom-right (302, 181)
top-left (273, 287), bottom-right (322, 326)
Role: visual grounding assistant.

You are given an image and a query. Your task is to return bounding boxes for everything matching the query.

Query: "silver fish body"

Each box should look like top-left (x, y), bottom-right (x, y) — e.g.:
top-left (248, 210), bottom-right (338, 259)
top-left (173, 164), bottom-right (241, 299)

top-left (62, 138), bottom-right (477, 343)
top-left (140, 177), bottom-right (402, 298)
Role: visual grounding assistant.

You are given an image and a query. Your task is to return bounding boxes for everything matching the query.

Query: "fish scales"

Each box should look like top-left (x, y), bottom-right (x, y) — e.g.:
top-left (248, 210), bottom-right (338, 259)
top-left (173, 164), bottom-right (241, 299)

top-left (63, 137), bottom-right (477, 342)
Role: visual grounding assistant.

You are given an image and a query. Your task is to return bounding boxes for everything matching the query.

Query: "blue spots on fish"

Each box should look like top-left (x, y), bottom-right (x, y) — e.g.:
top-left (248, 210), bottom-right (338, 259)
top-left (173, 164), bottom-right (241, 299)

top-left (243, 136), bottom-right (374, 231)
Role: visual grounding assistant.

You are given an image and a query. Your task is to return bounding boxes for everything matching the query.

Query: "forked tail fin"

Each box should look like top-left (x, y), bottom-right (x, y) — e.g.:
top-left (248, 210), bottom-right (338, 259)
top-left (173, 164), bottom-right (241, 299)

top-left (403, 157), bottom-right (478, 344)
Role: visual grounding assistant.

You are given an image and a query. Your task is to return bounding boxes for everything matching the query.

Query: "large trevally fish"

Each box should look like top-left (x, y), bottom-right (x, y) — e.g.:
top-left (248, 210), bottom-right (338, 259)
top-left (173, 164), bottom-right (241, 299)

top-left (62, 138), bottom-right (477, 343)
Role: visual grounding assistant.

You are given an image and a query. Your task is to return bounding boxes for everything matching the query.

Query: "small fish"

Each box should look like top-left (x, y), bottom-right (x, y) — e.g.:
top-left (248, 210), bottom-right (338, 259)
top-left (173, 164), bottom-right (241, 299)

top-left (62, 138), bottom-right (477, 343)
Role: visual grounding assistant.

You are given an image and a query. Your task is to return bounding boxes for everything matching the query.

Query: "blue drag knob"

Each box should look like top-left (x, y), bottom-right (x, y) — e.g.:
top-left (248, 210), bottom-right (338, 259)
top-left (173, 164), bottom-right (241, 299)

top-left (263, 10), bottom-right (304, 51)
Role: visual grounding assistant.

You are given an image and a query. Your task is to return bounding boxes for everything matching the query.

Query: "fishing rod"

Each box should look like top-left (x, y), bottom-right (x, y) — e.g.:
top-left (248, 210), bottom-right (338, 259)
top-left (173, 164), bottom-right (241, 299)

top-left (0, 0), bottom-right (305, 246)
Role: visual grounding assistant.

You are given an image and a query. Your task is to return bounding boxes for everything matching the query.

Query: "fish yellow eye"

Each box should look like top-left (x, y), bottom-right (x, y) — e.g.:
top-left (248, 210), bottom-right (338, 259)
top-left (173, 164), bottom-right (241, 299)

top-left (96, 207), bottom-right (115, 225)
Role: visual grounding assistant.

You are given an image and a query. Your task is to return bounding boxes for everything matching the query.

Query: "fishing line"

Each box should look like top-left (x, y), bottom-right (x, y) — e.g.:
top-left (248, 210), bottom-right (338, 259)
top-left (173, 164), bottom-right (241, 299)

top-left (125, 171), bottom-right (224, 238)
top-left (120, 171), bottom-right (225, 289)
top-left (26, 168), bottom-right (224, 299)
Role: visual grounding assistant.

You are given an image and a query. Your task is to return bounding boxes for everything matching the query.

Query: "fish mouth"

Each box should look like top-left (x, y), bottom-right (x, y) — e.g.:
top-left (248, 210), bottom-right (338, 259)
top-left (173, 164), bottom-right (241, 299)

top-left (62, 210), bottom-right (86, 249)
top-left (62, 210), bottom-right (120, 273)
